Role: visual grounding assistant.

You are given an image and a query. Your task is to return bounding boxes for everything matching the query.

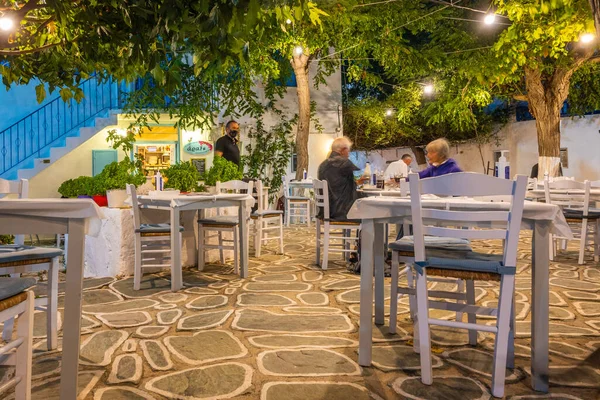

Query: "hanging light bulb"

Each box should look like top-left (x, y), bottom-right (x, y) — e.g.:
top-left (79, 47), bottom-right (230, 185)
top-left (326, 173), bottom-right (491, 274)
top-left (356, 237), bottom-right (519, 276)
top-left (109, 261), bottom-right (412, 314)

top-left (0, 16), bottom-right (14, 31)
top-left (580, 33), bottom-right (595, 43)
top-left (484, 14), bottom-right (496, 25)
top-left (294, 45), bottom-right (304, 56)
top-left (423, 84), bottom-right (434, 95)
top-left (286, 19), bottom-right (292, 24)
top-left (385, 109), bottom-right (393, 117)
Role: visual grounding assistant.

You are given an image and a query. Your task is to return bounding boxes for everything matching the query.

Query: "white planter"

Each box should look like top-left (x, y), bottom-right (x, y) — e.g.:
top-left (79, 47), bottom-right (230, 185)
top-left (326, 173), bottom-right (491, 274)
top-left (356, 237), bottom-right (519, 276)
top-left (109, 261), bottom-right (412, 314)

top-left (107, 189), bottom-right (128, 208)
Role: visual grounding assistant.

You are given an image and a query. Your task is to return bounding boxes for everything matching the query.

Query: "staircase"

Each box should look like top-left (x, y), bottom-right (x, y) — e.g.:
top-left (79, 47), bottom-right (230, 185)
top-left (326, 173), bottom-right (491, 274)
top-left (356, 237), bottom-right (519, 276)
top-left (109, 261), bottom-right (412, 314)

top-left (0, 76), bottom-right (123, 180)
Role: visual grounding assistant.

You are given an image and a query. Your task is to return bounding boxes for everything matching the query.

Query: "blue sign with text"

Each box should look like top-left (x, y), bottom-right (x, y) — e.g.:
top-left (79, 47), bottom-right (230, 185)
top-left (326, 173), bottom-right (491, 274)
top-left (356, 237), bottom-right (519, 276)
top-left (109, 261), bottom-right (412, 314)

top-left (184, 141), bottom-right (213, 155)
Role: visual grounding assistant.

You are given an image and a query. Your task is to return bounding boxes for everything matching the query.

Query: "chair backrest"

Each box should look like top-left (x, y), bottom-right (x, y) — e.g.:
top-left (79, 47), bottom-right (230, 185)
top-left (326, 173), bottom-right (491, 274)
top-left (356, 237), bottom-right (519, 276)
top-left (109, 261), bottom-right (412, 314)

top-left (312, 179), bottom-right (330, 219)
top-left (251, 180), bottom-right (270, 212)
top-left (544, 179), bottom-right (590, 212)
top-left (126, 184), bottom-right (142, 230)
top-left (0, 178), bottom-right (29, 198)
top-left (527, 177), bottom-right (537, 190)
top-left (408, 172), bottom-right (528, 268)
top-left (216, 180), bottom-right (253, 195)
top-left (590, 180), bottom-right (600, 189)
top-left (283, 180), bottom-right (291, 199)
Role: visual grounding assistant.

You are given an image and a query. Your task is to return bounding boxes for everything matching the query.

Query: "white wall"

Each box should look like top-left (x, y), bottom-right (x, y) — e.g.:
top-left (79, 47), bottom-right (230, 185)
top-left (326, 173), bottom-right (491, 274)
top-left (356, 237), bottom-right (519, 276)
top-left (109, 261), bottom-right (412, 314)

top-left (352, 114), bottom-right (600, 181)
top-left (28, 126), bottom-right (125, 198)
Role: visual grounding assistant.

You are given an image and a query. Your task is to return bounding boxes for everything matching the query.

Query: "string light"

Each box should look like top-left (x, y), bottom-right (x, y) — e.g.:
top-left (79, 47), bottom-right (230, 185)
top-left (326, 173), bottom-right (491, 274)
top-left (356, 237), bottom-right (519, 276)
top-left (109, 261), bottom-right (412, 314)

top-left (294, 45), bottom-right (304, 56)
top-left (580, 33), bottom-right (595, 43)
top-left (286, 19), bottom-right (292, 24)
top-left (386, 109), bottom-right (393, 116)
top-left (483, 13), bottom-right (496, 25)
top-left (423, 84), bottom-right (434, 95)
top-left (0, 16), bottom-right (14, 31)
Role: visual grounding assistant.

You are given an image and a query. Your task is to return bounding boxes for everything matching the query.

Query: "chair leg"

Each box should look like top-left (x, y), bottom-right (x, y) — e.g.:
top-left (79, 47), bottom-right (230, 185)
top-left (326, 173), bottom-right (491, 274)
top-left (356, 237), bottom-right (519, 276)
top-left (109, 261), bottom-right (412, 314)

top-left (233, 227), bottom-right (239, 275)
top-left (491, 274), bottom-right (515, 398)
top-left (286, 200), bottom-right (290, 227)
top-left (133, 233), bottom-right (142, 291)
top-left (456, 279), bottom-right (465, 323)
top-left (47, 257), bottom-right (59, 351)
top-left (415, 268), bottom-right (432, 385)
top-left (306, 200), bottom-right (311, 228)
top-left (595, 220), bottom-right (600, 263)
top-left (278, 216), bottom-right (284, 254)
top-left (389, 251), bottom-right (399, 334)
top-left (255, 218), bottom-right (262, 257)
top-left (466, 279), bottom-right (477, 346)
top-left (315, 219), bottom-right (321, 266)
top-left (407, 266), bottom-right (419, 352)
top-left (198, 226), bottom-right (206, 271)
top-left (579, 219), bottom-right (588, 265)
top-left (15, 291), bottom-right (34, 400)
top-left (322, 223), bottom-right (330, 270)
top-left (507, 294), bottom-right (516, 369)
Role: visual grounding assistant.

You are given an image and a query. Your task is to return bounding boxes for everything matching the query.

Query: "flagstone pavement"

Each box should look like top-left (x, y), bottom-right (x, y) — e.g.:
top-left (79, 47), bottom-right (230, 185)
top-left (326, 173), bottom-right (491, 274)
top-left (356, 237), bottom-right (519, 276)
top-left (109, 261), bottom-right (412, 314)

top-left (2, 227), bottom-right (600, 399)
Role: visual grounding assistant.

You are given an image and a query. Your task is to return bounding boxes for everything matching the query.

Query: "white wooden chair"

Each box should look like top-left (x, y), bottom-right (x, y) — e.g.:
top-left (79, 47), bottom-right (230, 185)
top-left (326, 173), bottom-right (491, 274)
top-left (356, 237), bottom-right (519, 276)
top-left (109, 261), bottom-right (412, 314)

top-left (197, 180), bottom-right (253, 274)
top-left (251, 180), bottom-right (284, 257)
top-left (544, 179), bottom-right (599, 264)
top-left (0, 278), bottom-right (35, 399)
top-left (313, 179), bottom-right (361, 270)
top-left (283, 180), bottom-right (311, 227)
top-left (0, 178), bottom-right (60, 352)
top-left (127, 184), bottom-right (183, 290)
top-left (403, 172), bottom-right (527, 398)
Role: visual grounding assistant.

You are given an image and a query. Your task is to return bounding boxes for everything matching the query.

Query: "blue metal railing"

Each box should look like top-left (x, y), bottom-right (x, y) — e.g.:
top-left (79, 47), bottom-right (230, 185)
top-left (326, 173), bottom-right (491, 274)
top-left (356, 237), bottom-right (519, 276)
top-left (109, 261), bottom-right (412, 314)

top-left (0, 75), bottom-right (119, 176)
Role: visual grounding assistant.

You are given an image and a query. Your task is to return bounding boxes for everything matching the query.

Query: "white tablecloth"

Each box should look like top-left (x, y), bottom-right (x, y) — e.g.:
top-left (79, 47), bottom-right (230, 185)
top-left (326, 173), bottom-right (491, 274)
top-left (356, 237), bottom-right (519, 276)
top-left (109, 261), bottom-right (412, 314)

top-left (139, 193), bottom-right (255, 213)
top-left (0, 198), bottom-right (105, 236)
top-left (347, 196), bottom-right (573, 238)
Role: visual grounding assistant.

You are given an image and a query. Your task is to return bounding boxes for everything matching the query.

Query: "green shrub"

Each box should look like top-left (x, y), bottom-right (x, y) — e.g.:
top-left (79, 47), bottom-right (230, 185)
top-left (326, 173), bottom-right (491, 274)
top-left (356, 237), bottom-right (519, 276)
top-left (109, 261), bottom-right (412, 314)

top-left (0, 235), bottom-right (14, 244)
top-left (58, 176), bottom-right (96, 197)
top-left (95, 159), bottom-right (145, 192)
top-left (163, 161), bottom-right (201, 192)
top-left (204, 156), bottom-right (243, 186)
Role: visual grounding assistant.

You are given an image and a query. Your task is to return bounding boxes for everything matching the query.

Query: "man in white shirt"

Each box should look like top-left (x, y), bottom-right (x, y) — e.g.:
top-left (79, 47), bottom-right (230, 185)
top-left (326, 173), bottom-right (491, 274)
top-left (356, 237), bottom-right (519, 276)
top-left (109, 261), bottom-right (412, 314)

top-left (383, 153), bottom-right (413, 180)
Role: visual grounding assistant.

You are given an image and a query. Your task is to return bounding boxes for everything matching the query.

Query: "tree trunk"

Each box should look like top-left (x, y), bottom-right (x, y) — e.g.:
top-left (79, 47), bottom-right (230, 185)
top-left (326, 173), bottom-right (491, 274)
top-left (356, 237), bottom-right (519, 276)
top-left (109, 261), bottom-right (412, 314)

top-left (524, 66), bottom-right (569, 179)
top-left (589, 0), bottom-right (600, 38)
top-left (291, 52), bottom-right (311, 180)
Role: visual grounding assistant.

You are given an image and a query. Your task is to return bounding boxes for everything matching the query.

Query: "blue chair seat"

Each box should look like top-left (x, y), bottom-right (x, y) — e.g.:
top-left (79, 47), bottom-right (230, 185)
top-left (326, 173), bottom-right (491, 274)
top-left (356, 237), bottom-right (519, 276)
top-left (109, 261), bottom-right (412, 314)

top-left (389, 236), bottom-right (472, 254)
top-left (135, 223), bottom-right (184, 234)
top-left (198, 216), bottom-right (239, 226)
top-left (563, 209), bottom-right (600, 220)
top-left (0, 245), bottom-right (63, 265)
top-left (0, 277), bottom-right (36, 302)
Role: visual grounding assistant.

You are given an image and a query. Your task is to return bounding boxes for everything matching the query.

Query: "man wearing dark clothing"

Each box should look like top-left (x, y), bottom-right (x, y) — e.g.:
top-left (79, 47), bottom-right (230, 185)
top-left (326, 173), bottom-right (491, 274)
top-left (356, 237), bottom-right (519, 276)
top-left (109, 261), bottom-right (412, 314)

top-left (530, 163), bottom-right (562, 179)
top-left (215, 120), bottom-right (241, 166)
top-left (317, 137), bottom-right (367, 220)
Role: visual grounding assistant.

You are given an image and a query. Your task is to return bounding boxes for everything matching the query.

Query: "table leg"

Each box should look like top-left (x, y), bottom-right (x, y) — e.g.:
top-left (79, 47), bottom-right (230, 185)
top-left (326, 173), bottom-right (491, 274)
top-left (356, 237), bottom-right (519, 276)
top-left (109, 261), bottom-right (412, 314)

top-left (359, 219), bottom-right (374, 366)
top-left (59, 219), bottom-right (85, 400)
top-left (239, 200), bottom-right (248, 278)
top-left (171, 206), bottom-right (182, 291)
top-left (531, 221), bottom-right (550, 392)
top-left (374, 222), bottom-right (385, 325)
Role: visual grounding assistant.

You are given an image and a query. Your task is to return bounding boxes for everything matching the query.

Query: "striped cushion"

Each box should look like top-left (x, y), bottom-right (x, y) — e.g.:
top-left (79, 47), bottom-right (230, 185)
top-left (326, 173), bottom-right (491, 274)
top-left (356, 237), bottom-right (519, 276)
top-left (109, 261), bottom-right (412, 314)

top-left (198, 216), bottom-right (239, 226)
top-left (135, 223), bottom-right (184, 233)
top-left (389, 236), bottom-right (472, 253)
top-left (0, 277), bottom-right (36, 302)
top-left (563, 209), bottom-right (600, 220)
top-left (0, 245), bottom-right (63, 264)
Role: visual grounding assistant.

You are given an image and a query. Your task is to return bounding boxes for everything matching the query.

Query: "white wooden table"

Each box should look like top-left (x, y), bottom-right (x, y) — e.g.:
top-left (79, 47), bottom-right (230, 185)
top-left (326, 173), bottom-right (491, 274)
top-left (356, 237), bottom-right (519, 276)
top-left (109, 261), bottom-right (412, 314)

top-left (0, 198), bottom-right (103, 400)
top-left (136, 193), bottom-right (254, 290)
top-left (527, 188), bottom-right (600, 201)
top-left (347, 196), bottom-right (573, 393)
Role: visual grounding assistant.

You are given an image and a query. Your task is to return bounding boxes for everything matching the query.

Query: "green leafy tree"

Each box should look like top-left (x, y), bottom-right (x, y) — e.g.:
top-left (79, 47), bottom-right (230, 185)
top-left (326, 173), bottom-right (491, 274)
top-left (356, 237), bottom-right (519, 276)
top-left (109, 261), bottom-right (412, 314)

top-left (203, 156), bottom-right (243, 187)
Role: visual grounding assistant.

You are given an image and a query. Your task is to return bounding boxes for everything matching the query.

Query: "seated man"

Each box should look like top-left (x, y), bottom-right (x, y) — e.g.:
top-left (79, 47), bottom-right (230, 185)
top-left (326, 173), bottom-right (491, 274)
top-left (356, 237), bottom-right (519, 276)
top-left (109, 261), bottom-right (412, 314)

top-left (317, 137), bottom-right (367, 220)
top-left (419, 138), bottom-right (462, 178)
top-left (384, 153), bottom-right (412, 180)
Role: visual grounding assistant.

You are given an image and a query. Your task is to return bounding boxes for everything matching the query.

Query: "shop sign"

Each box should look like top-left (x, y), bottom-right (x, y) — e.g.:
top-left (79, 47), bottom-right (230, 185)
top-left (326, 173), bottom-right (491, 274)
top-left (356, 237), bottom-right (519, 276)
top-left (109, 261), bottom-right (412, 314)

top-left (184, 141), bottom-right (213, 155)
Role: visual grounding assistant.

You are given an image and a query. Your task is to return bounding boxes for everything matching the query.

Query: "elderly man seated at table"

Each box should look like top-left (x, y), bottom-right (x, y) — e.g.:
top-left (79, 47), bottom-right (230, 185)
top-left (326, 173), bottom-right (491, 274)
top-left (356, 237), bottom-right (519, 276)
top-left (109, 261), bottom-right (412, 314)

top-left (384, 153), bottom-right (412, 181)
top-left (419, 138), bottom-right (462, 178)
top-left (318, 137), bottom-right (368, 220)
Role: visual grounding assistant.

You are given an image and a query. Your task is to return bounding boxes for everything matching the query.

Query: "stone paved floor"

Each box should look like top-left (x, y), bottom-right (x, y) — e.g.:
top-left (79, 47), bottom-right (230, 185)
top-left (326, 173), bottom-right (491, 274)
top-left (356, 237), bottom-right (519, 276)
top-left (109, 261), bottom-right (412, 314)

top-left (2, 227), bottom-right (600, 399)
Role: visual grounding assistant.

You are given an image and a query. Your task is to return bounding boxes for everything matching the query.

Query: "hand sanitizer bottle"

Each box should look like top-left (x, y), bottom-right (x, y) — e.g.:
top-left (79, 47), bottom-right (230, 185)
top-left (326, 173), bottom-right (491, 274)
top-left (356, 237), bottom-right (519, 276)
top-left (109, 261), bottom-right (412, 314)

top-left (303, 169), bottom-right (307, 180)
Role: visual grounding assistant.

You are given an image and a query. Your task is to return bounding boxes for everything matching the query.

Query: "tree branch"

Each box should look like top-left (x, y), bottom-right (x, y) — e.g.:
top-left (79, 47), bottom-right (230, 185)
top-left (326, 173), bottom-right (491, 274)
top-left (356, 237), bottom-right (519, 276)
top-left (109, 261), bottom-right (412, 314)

top-left (512, 94), bottom-right (528, 101)
top-left (0, 41), bottom-right (60, 55)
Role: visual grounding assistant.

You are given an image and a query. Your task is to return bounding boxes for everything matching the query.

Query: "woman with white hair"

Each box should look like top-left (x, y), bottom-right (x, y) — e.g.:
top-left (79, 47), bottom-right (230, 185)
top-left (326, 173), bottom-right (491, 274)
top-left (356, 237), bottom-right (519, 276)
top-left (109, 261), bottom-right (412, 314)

top-left (419, 138), bottom-right (462, 178)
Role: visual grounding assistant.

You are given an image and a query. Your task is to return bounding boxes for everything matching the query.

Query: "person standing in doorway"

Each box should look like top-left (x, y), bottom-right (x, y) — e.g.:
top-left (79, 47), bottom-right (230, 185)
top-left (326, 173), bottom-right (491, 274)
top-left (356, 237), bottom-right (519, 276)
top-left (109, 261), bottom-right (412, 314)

top-left (215, 120), bottom-right (241, 166)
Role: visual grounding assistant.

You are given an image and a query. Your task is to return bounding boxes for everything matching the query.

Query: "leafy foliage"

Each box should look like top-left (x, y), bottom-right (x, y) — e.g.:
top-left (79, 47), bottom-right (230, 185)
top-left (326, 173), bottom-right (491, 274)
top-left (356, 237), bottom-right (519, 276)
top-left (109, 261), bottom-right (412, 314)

top-left (242, 115), bottom-right (297, 195)
top-left (0, 235), bottom-right (14, 245)
top-left (203, 156), bottom-right (243, 187)
top-left (163, 161), bottom-right (202, 192)
top-left (58, 176), bottom-right (96, 198)
top-left (95, 159), bottom-right (146, 192)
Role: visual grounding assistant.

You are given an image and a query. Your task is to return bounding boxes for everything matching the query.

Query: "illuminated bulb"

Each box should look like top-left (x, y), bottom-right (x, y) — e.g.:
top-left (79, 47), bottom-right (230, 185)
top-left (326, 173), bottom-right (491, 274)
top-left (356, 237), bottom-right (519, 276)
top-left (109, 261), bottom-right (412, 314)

top-left (0, 16), bottom-right (14, 31)
top-left (385, 109), bottom-right (393, 116)
top-left (423, 85), bottom-right (434, 95)
top-left (580, 33), bottom-right (595, 43)
top-left (294, 45), bottom-right (303, 56)
top-left (286, 19), bottom-right (292, 24)
top-left (484, 14), bottom-right (496, 25)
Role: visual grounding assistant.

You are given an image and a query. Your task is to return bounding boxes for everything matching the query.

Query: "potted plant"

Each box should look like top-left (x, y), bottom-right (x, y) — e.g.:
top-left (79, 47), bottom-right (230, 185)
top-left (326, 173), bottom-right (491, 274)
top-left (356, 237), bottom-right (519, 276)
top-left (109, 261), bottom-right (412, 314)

top-left (204, 156), bottom-right (243, 188)
top-left (163, 161), bottom-right (202, 193)
top-left (96, 159), bottom-right (145, 207)
top-left (58, 176), bottom-right (95, 199)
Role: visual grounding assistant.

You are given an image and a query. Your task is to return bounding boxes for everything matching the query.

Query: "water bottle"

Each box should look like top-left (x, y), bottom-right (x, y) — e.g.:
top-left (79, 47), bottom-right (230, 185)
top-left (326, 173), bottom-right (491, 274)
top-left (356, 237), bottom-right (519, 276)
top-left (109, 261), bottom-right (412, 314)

top-left (155, 171), bottom-right (163, 191)
top-left (303, 169), bottom-right (307, 180)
